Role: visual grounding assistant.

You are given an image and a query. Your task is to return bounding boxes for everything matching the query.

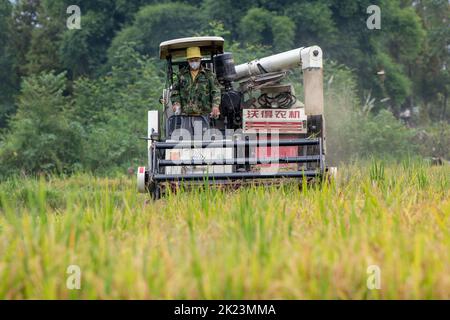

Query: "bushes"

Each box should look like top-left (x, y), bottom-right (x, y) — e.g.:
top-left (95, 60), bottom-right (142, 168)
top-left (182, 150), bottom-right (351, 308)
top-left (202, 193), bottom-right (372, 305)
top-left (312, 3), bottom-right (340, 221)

top-left (325, 62), bottom-right (418, 164)
top-left (0, 72), bottom-right (84, 177)
top-left (238, 8), bottom-right (296, 51)
top-left (415, 122), bottom-right (450, 160)
top-left (81, 111), bottom-right (143, 173)
top-left (350, 110), bottom-right (417, 158)
top-left (0, 44), bottom-right (163, 177)
top-left (74, 43), bottom-right (164, 173)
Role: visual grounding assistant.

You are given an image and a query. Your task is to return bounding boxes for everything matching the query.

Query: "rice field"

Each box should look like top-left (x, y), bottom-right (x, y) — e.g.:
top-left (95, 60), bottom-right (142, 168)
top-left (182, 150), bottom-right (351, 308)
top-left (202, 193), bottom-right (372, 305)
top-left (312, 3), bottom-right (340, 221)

top-left (0, 161), bottom-right (449, 299)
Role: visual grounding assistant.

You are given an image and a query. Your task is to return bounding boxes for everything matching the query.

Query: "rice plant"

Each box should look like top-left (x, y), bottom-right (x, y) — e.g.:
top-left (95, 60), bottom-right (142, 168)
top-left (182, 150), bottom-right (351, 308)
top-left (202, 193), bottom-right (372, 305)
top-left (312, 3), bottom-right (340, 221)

top-left (0, 162), bottom-right (449, 299)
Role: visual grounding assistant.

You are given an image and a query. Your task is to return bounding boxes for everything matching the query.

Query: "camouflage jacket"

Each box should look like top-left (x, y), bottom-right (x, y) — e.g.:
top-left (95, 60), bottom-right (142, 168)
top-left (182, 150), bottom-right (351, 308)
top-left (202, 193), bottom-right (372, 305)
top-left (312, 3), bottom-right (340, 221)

top-left (171, 67), bottom-right (221, 115)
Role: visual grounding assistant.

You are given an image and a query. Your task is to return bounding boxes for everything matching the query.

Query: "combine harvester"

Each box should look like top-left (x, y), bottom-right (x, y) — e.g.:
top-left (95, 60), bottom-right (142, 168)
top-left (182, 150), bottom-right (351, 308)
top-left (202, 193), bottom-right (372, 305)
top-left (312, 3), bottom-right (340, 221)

top-left (137, 36), bottom-right (335, 199)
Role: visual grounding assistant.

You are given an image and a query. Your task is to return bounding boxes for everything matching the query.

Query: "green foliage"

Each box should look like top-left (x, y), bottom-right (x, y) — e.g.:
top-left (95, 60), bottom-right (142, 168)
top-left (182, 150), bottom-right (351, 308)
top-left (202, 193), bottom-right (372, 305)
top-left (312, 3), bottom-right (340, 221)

top-left (382, 3), bottom-right (426, 64)
top-left (108, 2), bottom-right (207, 59)
top-left (2, 0), bottom-right (444, 122)
top-left (375, 52), bottom-right (412, 109)
top-left (0, 1), bottom-right (14, 90)
top-left (59, 11), bottom-right (112, 77)
top-left (9, 0), bottom-right (39, 79)
top-left (24, 0), bottom-right (66, 75)
top-left (325, 61), bottom-right (417, 164)
top-left (202, 0), bottom-right (257, 34)
top-left (81, 111), bottom-right (143, 172)
top-left (355, 109), bottom-right (417, 158)
top-left (239, 8), bottom-right (273, 45)
top-left (0, 43), bottom-right (165, 177)
top-left (414, 0), bottom-right (449, 120)
top-left (199, 21), bottom-right (271, 64)
top-left (271, 16), bottom-right (295, 51)
top-left (0, 72), bottom-right (84, 176)
top-left (238, 8), bottom-right (296, 51)
top-left (285, 1), bottom-right (337, 46)
top-left (415, 122), bottom-right (450, 160)
top-left (73, 43), bottom-right (164, 172)
top-left (0, 0), bottom-right (17, 128)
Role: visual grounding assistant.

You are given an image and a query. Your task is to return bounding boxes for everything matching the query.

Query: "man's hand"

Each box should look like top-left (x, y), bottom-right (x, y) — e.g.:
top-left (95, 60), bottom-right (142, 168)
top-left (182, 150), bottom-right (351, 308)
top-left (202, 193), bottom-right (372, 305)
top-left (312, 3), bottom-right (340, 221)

top-left (172, 102), bottom-right (181, 112)
top-left (210, 106), bottom-right (220, 119)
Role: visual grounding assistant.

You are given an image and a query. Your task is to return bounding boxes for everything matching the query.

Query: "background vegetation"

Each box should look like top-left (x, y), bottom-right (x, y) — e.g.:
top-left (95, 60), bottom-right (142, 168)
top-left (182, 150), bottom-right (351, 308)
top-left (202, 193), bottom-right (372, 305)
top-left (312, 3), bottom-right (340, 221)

top-left (0, 0), bottom-right (449, 176)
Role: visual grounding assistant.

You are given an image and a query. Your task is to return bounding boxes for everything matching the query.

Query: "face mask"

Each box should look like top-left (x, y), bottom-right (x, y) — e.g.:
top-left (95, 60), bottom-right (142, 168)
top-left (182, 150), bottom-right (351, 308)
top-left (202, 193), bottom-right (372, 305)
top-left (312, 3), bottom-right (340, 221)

top-left (189, 61), bottom-right (200, 70)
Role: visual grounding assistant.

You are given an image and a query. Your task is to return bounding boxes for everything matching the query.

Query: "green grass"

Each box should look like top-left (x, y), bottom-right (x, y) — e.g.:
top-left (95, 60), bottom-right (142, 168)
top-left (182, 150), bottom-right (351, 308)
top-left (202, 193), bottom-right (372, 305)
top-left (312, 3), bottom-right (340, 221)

top-left (0, 161), bottom-right (449, 299)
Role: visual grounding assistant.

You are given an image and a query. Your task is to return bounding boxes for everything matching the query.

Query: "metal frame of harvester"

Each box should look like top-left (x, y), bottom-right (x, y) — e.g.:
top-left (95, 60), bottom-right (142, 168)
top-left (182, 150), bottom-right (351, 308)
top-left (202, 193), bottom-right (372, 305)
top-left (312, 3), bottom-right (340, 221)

top-left (137, 36), bottom-right (335, 199)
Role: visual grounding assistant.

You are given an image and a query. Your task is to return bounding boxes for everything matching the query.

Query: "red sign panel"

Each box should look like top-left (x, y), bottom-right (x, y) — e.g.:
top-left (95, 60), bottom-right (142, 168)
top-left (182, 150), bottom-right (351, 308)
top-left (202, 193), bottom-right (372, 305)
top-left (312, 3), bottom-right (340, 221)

top-left (243, 108), bottom-right (307, 133)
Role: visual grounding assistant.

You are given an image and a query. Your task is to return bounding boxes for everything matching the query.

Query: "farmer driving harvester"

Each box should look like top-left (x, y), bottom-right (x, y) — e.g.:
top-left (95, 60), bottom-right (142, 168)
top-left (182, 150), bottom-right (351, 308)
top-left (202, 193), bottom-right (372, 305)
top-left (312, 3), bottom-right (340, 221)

top-left (169, 46), bottom-right (221, 137)
top-left (137, 36), bottom-right (337, 198)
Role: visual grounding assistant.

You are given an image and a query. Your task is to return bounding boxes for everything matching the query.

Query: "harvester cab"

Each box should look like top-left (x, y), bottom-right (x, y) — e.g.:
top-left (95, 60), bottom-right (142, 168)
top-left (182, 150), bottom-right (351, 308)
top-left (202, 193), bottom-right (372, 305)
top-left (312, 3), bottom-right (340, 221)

top-left (137, 36), bottom-right (333, 199)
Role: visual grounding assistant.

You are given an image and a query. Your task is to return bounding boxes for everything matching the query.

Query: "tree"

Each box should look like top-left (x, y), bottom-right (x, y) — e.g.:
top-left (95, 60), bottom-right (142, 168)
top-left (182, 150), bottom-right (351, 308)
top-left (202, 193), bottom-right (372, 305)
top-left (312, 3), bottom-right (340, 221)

top-left (324, 0), bottom-right (426, 113)
top-left (9, 0), bottom-right (40, 78)
top-left (202, 0), bottom-right (258, 37)
top-left (271, 16), bottom-right (295, 51)
top-left (73, 43), bottom-right (164, 172)
top-left (24, 0), bottom-right (66, 75)
top-left (197, 21), bottom-right (272, 64)
top-left (238, 8), bottom-right (296, 52)
top-left (0, 72), bottom-right (84, 176)
top-left (285, 1), bottom-right (338, 48)
top-left (236, 0), bottom-right (426, 111)
top-left (40, 0), bottom-right (155, 78)
top-left (59, 10), bottom-right (115, 77)
top-left (0, 0), bottom-right (17, 128)
top-left (239, 8), bottom-right (273, 45)
top-left (108, 3), bottom-right (207, 60)
top-left (414, 0), bottom-right (450, 121)
top-left (375, 1), bottom-right (425, 112)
